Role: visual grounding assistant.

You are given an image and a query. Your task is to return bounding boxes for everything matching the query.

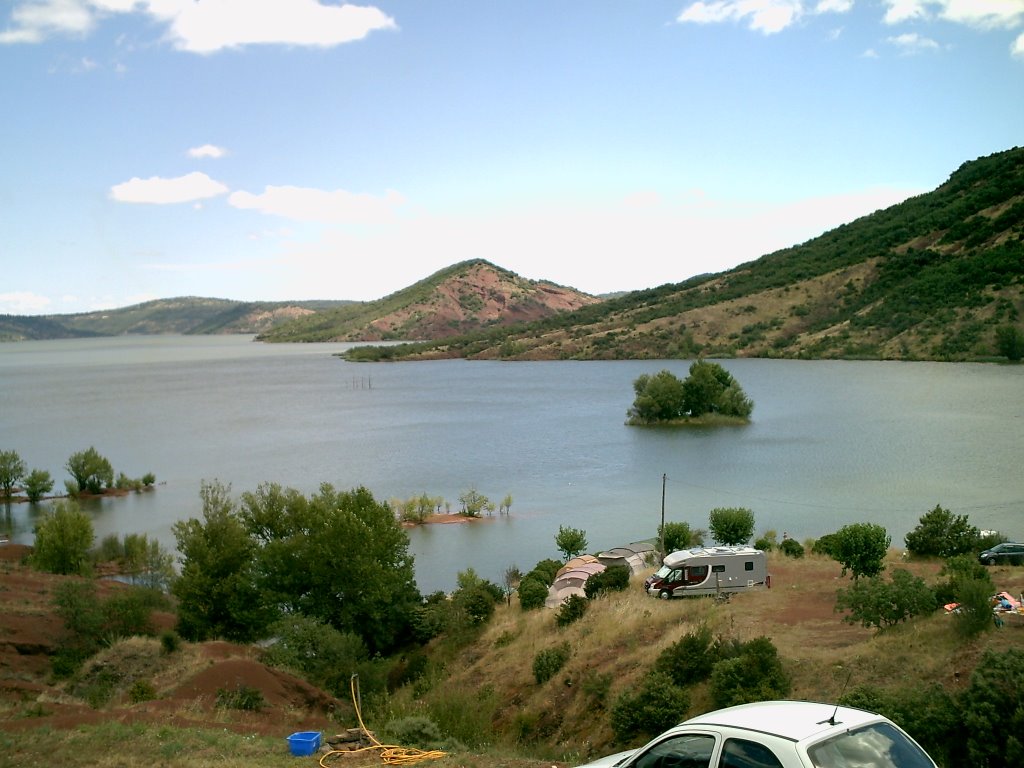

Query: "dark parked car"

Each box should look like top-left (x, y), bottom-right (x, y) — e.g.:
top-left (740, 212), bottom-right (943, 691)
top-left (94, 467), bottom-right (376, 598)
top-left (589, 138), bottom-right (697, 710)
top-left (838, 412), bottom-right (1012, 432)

top-left (979, 542), bottom-right (1024, 566)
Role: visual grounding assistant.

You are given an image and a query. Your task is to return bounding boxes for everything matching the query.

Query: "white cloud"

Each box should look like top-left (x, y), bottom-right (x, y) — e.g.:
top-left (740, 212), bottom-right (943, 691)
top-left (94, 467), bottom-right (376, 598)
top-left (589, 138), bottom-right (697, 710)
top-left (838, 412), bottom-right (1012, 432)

top-left (0, 291), bottom-right (53, 314)
top-left (110, 171), bottom-right (229, 204)
top-left (1, 0), bottom-right (396, 51)
top-left (887, 31), bottom-right (940, 53)
top-left (815, 0), bottom-right (853, 13)
top-left (1014, 31), bottom-right (1024, 57)
top-left (883, 0), bottom-right (1024, 28)
top-left (882, 0), bottom-right (929, 25)
top-left (228, 185), bottom-right (405, 224)
top-left (677, 0), bottom-right (804, 34)
top-left (187, 144), bottom-right (226, 159)
top-left (0, 0), bottom-right (95, 44)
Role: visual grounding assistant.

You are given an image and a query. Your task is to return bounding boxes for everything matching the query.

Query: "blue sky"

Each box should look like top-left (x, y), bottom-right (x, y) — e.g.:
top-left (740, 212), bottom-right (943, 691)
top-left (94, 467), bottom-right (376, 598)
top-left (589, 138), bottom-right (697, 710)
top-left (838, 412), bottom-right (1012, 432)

top-left (2, 1), bottom-right (1022, 315)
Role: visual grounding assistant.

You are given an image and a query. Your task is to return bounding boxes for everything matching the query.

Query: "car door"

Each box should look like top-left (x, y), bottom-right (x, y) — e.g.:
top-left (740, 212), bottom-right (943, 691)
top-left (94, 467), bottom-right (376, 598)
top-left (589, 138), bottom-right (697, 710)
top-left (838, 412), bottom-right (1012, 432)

top-left (631, 732), bottom-right (718, 768)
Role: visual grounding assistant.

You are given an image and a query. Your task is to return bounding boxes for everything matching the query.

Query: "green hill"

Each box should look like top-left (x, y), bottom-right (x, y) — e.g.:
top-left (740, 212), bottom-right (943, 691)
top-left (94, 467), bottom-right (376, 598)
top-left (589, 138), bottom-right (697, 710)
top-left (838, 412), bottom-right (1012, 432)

top-left (347, 146), bottom-right (1024, 363)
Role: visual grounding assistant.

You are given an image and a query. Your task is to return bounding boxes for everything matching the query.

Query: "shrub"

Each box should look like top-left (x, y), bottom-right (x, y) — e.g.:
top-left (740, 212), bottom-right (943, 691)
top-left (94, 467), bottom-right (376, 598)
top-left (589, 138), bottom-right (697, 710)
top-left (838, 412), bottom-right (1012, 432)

top-left (31, 500), bottom-right (94, 576)
top-left (533, 642), bottom-right (571, 684)
top-left (518, 577), bottom-right (549, 611)
top-left (952, 578), bottom-right (998, 638)
top-left (830, 522), bottom-right (890, 578)
top-left (834, 568), bottom-right (935, 631)
top-left (584, 565), bottom-right (631, 598)
top-left (811, 533), bottom-right (838, 557)
top-left (129, 680), bottom-right (157, 703)
top-left (780, 538), bottom-right (805, 558)
top-left (23, 469), bottom-right (54, 502)
top-left (960, 649), bottom-right (1024, 766)
top-left (610, 671), bottom-right (689, 743)
top-left (753, 530), bottom-right (777, 551)
top-left (654, 623), bottom-right (717, 686)
top-left (216, 684), bottom-right (265, 711)
top-left (709, 636), bottom-right (790, 708)
top-left (904, 505), bottom-right (980, 558)
top-left (555, 594), bottom-right (588, 627)
top-left (159, 631), bottom-right (181, 655)
top-left (381, 716), bottom-right (446, 751)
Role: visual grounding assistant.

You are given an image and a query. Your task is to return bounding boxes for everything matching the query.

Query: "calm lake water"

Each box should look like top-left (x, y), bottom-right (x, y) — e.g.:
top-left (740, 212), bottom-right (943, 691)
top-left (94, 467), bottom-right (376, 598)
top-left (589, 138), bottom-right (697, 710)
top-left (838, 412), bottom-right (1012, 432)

top-left (2, 335), bottom-right (1022, 592)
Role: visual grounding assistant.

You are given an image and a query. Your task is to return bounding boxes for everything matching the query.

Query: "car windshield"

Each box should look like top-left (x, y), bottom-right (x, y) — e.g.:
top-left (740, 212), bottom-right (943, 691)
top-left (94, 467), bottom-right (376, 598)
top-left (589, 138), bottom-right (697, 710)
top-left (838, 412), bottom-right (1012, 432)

top-left (806, 722), bottom-right (934, 768)
top-left (655, 565), bottom-right (672, 579)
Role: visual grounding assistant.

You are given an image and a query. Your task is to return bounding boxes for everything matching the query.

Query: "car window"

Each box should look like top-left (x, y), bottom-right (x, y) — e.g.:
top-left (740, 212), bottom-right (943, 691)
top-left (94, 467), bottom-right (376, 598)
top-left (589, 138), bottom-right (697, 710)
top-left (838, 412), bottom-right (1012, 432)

top-left (806, 721), bottom-right (934, 767)
top-left (719, 738), bottom-right (784, 768)
top-left (633, 733), bottom-right (716, 768)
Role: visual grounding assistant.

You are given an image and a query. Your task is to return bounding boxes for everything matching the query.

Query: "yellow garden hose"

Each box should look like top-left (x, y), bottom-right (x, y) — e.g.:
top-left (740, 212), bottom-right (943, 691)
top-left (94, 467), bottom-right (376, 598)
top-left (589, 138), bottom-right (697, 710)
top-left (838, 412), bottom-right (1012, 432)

top-left (318, 676), bottom-right (447, 766)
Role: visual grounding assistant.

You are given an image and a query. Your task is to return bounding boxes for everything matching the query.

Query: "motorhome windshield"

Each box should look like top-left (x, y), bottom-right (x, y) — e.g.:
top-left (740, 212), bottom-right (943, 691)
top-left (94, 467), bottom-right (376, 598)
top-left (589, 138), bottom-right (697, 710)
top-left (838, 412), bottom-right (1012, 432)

top-left (654, 565), bottom-right (672, 579)
top-left (806, 721), bottom-right (934, 768)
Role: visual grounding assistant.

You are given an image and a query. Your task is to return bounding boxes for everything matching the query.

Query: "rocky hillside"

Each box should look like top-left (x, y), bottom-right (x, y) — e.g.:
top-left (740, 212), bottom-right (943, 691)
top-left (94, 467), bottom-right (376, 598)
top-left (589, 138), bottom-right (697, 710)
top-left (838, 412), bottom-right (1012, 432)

top-left (350, 146), bottom-right (1024, 363)
top-left (0, 297), bottom-right (352, 341)
top-left (256, 260), bottom-right (602, 342)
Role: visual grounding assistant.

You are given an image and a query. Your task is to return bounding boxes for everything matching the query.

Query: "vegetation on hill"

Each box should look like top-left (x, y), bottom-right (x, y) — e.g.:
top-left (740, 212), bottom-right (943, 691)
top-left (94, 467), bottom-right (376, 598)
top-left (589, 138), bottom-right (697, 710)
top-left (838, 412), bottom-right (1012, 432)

top-left (0, 296), bottom-right (352, 341)
top-left (255, 259), bottom-right (601, 343)
top-left (346, 146), bottom-right (1024, 362)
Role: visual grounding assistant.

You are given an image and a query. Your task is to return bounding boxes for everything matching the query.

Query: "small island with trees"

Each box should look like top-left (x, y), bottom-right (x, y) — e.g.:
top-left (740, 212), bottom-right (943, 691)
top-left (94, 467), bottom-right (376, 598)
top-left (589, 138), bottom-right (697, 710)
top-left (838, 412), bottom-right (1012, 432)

top-left (627, 360), bottom-right (753, 426)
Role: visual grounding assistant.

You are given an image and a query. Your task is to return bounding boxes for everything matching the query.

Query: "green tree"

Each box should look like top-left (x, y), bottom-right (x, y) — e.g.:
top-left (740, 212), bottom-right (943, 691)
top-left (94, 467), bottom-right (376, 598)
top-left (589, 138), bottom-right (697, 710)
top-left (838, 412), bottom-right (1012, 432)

top-left (240, 482), bottom-right (421, 654)
top-left (31, 500), bottom-right (94, 575)
top-left (172, 480), bottom-right (274, 642)
top-left (518, 577), bottom-right (549, 610)
top-left (904, 504), bottom-right (979, 558)
top-left (682, 360), bottom-right (753, 419)
top-left (708, 507), bottom-right (755, 545)
top-left (960, 649), bottom-right (1024, 766)
top-left (0, 449), bottom-right (27, 498)
top-left (995, 324), bottom-right (1024, 361)
top-left (457, 487), bottom-right (490, 517)
top-left (554, 525), bottom-right (588, 560)
top-left (262, 614), bottom-right (368, 696)
top-left (831, 522), bottom-right (890, 579)
top-left (65, 447), bottom-right (114, 495)
top-left (659, 521), bottom-right (694, 553)
top-left (628, 369), bottom-right (686, 424)
top-left (834, 568), bottom-right (935, 631)
top-left (23, 469), bottom-right (54, 502)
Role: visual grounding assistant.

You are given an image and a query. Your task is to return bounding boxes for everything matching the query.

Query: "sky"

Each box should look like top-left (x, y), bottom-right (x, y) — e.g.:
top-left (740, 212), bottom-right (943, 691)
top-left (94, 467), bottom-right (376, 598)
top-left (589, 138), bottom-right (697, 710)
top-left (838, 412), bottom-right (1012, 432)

top-left (1, 1), bottom-right (1022, 315)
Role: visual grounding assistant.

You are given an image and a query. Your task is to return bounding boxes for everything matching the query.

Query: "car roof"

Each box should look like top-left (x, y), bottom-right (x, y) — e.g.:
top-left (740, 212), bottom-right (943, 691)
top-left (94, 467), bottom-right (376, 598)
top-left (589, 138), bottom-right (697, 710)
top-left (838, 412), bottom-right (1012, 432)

top-left (679, 700), bottom-right (883, 743)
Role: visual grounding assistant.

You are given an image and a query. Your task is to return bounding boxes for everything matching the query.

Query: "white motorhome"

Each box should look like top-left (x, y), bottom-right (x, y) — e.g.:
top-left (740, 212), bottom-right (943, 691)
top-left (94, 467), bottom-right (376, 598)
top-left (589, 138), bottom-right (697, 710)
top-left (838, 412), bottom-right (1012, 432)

top-left (644, 545), bottom-right (769, 599)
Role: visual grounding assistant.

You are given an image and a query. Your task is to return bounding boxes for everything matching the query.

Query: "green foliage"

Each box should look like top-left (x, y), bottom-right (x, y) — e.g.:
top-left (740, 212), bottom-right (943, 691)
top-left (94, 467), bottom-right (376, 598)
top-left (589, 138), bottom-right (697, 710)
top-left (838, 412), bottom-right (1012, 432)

top-left (834, 568), bottom-right (936, 631)
top-left (31, 500), bottom-right (94, 576)
top-left (811, 533), bottom-right (838, 557)
top-left (952, 578), bottom-right (998, 638)
top-left (904, 504), bottom-right (980, 558)
top-left (554, 525), bottom-right (588, 560)
top-left (262, 614), bottom-right (368, 695)
top-left (682, 360), bottom-right (753, 418)
top-left (555, 594), bottom-right (588, 627)
top-left (421, 684), bottom-right (495, 749)
top-left (654, 623), bottom-right (717, 686)
top-left (450, 581), bottom-right (501, 629)
top-left (23, 468), bottom-right (54, 502)
top-left (128, 680), bottom-right (157, 703)
top-left (995, 324), bottom-right (1024, 360)
top-left (159, 631), bottom-right (181, 655)
top-left (533, 642), bottom-right (571, 684)
top-left (753, 530), bottom-right (777, 552)
top-left (708, 636), bottom-right (791, 709)
top-left (518, 577), bottom-right (549, 611)
top-left (65, 447), bottom-right (114, 495)
top-left (708, 507), bottom-right (755, 545)
top-left (610, 671), bottom-right (690, 744)
top-left (934, 554), bottom-right (995, 608)
top-left (171, 480), bottom-right (274, 643)
top-left (659, 521), bottom-right (695, 553)
top-left (380, 716), bottom-right (447, 752)
top-left (0, 449), bottom-right (26, 497)
top-left (628, 369), bottom-right (686, 424)
top-left (92, 532), bottom-right (175, 590)
top-left (780, 538), bottom-right (805, 558)
top-left (584, 565), bottom-right (631, 598)
top-left (960, 649), bottom-right (1024, 767)
top-left (216, 684), bottom-right (265, 711)
top-left (830, 522), bottom-right (890, 578)
top-left (141, 472), bottom-right (156, 487)
top-left (457, 487), bottom-right (491, 517)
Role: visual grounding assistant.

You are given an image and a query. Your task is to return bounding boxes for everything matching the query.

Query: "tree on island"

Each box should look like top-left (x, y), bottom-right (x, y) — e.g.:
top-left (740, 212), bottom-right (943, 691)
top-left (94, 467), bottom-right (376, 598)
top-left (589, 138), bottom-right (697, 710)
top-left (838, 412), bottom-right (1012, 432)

top-left (66, 447), bottom-right (114, 495)
top-left (628, 361), bottom-right (753, 425)
top-left (0, 450), bottom-right (27, 498)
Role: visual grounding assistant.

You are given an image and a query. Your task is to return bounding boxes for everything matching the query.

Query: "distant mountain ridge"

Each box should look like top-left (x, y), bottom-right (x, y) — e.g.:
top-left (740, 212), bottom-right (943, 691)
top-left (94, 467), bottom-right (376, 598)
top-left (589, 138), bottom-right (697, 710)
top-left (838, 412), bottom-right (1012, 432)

top-left (341, 146), bottom-right (1024, 363)
top-left (0, 297), bottom-right (353, 342)
top-left (255, 259), bottom-right (602, 342)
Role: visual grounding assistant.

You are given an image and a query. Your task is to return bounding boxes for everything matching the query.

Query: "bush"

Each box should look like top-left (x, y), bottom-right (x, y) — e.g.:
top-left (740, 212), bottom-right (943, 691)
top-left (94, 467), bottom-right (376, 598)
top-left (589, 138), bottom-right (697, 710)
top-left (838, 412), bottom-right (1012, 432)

top-left (533, 642), bottom-right (571, 684)
top-left (654, 623), bottom-right (717, 686)
top-left (555, 594), bottom-right (588, 627)
top-left (960, 649), bottom-right (1024, 766)
top-left (952, 578), bottom-right (998, 638)
top-left (708, 636), bottom-right (790, 709)
top-left (159, 631), bottom-right (181, 655)
top-left (780, 538), bottom-right (805, 558)
top-left (381, 716), bottom-right (446, 751)
top-left (753, 530), bottom-right (777, 551)
top-left (129, 680), bottom-right (157, 703)
top-left (834, 568), bottom-right (935, 631)
top-left (811, 533), bottom-right (838, 557)
top-left (518, 577), bottom-right (549, 611)
top-left (23, 469), bottom-right (54, 502)
top-left (610, 671), bottom-right (690, 743)
top-left (529, 558), bottom-right (563, 586)
top-left (216, 684), bottom-right (265, 711)
top-left (904, 505), bottom-right (980, 558)
top-left (31, 500), bottom-right (94, 576)
top-left (584, 565), bottom-right (631, 598)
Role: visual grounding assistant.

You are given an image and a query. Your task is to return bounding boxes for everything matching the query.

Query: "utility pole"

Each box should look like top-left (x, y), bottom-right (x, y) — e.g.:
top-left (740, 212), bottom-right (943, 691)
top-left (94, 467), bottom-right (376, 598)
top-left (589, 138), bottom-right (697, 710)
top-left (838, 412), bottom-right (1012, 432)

top-left (660, 473), bottom-right (666, 556)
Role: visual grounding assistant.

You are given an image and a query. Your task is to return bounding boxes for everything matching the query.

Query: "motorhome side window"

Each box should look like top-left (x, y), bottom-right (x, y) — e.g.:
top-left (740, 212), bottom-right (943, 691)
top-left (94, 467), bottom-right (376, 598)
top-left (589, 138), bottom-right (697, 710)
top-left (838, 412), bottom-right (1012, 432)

top-left (712, 565), bottom-right (725, 573)
top-left (744, 561), bottom-right (753, 571)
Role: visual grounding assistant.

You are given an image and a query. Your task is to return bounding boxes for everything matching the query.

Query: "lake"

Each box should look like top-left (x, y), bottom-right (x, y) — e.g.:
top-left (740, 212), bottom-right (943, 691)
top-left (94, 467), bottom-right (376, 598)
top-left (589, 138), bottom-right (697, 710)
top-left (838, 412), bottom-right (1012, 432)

top-left (2, 335), bottom-right (1022, 592)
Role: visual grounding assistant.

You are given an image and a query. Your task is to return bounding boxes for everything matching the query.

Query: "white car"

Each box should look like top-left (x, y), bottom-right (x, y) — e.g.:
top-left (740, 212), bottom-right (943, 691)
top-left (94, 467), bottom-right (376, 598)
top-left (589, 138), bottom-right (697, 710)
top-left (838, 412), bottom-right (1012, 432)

top-left (576, 700), bottom-right (937, 768)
